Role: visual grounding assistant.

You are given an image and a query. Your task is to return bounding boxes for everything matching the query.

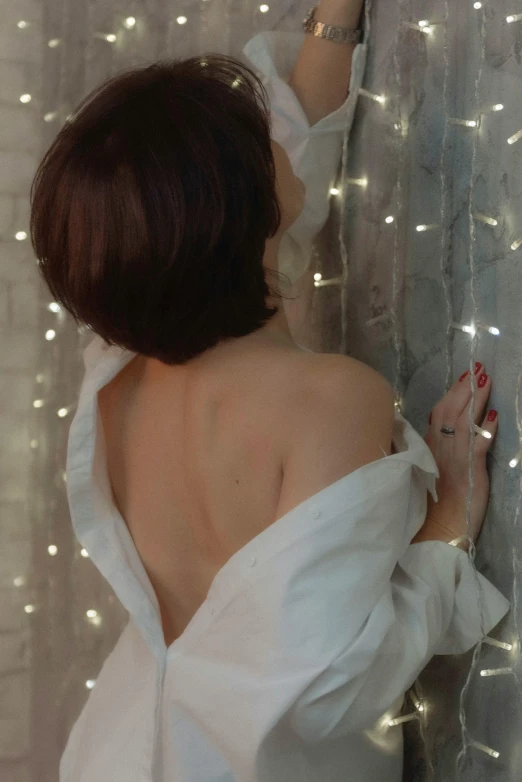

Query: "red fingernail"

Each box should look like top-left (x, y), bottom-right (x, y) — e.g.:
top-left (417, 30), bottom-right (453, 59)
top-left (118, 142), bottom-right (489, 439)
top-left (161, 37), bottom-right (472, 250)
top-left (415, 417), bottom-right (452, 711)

top-left (474, 362), bottom-right (482, 374)
top-left (429, 412), bottom-right (432, 424)
top-left (487, 409), bottom-right (497, 422)
top-left (478, 373), bottom-right (488, 388)
top-left (459, 371), bottom-right (469, 382)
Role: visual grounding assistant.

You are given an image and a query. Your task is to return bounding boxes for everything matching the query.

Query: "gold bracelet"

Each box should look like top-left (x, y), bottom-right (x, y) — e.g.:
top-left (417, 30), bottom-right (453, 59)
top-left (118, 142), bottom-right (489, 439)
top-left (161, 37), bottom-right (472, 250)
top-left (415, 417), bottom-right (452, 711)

top-left (302, 6), bottom-right (362, 45)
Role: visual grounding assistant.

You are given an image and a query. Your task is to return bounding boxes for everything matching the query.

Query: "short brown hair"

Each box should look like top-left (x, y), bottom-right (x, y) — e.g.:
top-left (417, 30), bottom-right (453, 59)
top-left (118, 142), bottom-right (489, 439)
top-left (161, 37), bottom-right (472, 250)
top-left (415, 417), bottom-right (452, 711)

top-left (30, 55), bottom-right (292, 365)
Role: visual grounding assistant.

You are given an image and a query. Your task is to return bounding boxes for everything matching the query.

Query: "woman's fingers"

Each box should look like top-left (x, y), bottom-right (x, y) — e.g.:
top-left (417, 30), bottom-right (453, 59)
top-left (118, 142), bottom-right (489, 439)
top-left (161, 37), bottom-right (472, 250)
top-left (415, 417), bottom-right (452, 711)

top-left (429, 364), bottom-right (497, 458)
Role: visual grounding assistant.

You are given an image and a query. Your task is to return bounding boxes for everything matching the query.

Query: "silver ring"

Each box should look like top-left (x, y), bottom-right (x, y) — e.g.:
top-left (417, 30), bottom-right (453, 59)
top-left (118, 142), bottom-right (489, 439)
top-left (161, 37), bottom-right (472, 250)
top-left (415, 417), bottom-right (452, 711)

top-left (440, 425), bottom-right (456, 437)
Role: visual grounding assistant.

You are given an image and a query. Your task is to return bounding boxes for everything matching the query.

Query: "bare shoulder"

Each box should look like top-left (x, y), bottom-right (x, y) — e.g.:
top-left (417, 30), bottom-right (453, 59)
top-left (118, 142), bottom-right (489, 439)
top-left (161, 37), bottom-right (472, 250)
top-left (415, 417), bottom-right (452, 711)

top-left (276, 352), bottom-right (396, 519)
top-left (306, 352), bottom-right (393, 396)
top-left (292, 351), bottom-right (394, 410)
top-left (298, 351), bottom-right (395, 444)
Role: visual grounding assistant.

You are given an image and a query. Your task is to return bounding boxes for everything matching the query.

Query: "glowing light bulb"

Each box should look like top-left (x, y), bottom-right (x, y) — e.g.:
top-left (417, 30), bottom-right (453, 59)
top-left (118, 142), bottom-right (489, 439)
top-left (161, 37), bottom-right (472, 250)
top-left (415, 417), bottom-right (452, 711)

top-left (404, 21), bottom-right (432, 34)
top-left (15, 231), bottom-right (27, 240)
top-left (17, 20), bottom-right (29, 28)
top-left (483, 637), bottom-right (514, 651)
top-left (494, 103), bottom-right (504, 111)
top-left (20, 94), bottom-right (31, 103)
top-left (176, 16), bottom-right (187, 24)
top-left (48, 38), bottom-right (62, 48)
top-left (124, 16), bottom-right (136, 28)
top-left (48, 545), bottom-right (58, 556)
top-left (45, 329), bottom-right (56, 341)
top-left (94, 32), bottom-right (117, 43)
top-left (470, 741), bottom-right (500, 759)
top-left (259, 4), bottom-right (270, 12)
top-left (24, 604), bottom-right (35, 613)
top-left (450, 117), bottom-right (479, 127)
top-left (359, 88), bottom-right (386, 105)
top-left (385, 215), bottom-right (395, 224)
top-left (511, 237), bottom-right (522, 251)
top-left (474, 1), bottom-right (482, 7)
top-left (86, 609), bottom-right (98, 618)
top-left (388, 712), bottom-right (419, 727)
top-left (474, 212), bottom-right (498, 227)
top-left (507, 129), bottom-right (522, 145)
top-left (329, 187), bottom-right (340, 195)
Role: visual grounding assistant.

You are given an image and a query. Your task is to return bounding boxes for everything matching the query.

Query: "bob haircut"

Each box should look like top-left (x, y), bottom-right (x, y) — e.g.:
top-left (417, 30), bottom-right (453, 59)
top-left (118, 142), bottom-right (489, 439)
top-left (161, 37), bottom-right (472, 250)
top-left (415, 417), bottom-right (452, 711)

top-left (30, 55), bottom-right (293, 365)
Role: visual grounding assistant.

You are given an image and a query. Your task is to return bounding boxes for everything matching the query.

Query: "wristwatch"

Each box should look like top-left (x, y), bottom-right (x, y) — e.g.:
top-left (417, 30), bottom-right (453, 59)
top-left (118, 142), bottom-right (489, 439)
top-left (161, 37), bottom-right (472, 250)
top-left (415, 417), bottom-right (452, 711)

top-left (302, 6), bottom-right (363, 45)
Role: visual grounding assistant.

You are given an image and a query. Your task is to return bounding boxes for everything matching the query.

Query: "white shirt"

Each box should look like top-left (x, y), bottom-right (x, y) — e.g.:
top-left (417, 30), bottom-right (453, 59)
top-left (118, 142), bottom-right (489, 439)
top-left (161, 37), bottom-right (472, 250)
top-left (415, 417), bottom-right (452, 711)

top-left (60, 31), bottom-right (510, 782)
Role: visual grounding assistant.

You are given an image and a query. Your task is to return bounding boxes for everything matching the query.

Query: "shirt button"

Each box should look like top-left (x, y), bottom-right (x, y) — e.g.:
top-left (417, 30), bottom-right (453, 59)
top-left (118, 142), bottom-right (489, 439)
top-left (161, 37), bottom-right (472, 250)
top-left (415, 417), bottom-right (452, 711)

top-left (310, 509), bottom-right (321, 519)
top-left (248, 556), bottom-right (257, 567)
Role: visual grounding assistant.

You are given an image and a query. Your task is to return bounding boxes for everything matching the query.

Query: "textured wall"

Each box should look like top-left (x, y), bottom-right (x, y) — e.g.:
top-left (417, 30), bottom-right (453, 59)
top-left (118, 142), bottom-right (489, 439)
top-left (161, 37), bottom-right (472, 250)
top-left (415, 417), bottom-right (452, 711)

top-left (333, 1), bottom-right (521, 780)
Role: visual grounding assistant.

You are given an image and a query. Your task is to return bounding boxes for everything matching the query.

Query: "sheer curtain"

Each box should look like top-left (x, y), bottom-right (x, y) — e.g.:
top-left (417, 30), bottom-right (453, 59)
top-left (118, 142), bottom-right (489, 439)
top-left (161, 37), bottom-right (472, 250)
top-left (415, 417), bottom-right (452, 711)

top-left (1, 1), bottom-right (519, 781)
top-left (338, 2), bottom-right (520, 780)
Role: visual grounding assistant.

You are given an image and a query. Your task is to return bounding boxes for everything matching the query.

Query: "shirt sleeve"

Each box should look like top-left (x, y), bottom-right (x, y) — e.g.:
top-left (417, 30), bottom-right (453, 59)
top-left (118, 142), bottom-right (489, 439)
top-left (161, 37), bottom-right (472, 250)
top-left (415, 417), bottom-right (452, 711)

top-left (241, 31), bottom-right (368, 287)
top-left (290, 539), bottom-right (510, 742)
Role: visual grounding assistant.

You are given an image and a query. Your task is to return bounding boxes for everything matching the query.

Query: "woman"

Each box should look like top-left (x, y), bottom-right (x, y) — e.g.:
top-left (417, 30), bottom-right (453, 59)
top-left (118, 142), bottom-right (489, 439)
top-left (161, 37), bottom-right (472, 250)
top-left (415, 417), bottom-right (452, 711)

top-left (30, 2), bottom-right (509, 780)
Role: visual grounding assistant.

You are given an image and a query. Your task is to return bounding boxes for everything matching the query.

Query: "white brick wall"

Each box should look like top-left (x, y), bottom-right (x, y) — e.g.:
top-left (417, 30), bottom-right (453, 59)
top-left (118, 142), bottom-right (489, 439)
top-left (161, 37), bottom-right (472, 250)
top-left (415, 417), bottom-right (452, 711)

top-left (0, 1), bottom-right (42, 780)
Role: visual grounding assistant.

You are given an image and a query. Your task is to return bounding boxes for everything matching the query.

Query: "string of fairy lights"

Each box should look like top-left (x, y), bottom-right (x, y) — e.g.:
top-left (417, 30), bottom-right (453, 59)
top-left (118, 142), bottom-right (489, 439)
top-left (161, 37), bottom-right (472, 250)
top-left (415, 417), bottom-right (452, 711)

top-left (316, 2), bottom-right (519, 769)
top-left (8, 0), bottom-right (519, 771)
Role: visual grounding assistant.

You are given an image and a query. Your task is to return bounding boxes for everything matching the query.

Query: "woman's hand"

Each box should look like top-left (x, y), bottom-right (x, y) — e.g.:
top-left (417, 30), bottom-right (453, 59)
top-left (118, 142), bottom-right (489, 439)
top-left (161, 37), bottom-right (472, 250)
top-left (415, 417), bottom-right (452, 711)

top-left (421, 362), bottom-right (498, 547)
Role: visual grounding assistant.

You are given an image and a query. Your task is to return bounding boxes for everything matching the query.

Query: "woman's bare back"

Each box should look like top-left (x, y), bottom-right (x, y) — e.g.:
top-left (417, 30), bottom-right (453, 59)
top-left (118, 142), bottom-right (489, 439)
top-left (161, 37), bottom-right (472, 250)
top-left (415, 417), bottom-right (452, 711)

top-left (98, 336), bottom-right (328, 646)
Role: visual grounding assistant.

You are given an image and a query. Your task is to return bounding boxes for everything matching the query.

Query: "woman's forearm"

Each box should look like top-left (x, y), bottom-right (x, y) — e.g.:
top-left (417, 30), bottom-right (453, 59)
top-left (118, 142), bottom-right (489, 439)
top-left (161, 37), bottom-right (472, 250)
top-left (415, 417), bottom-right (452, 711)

top-left (288, 0), bottom-right (364, 127)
